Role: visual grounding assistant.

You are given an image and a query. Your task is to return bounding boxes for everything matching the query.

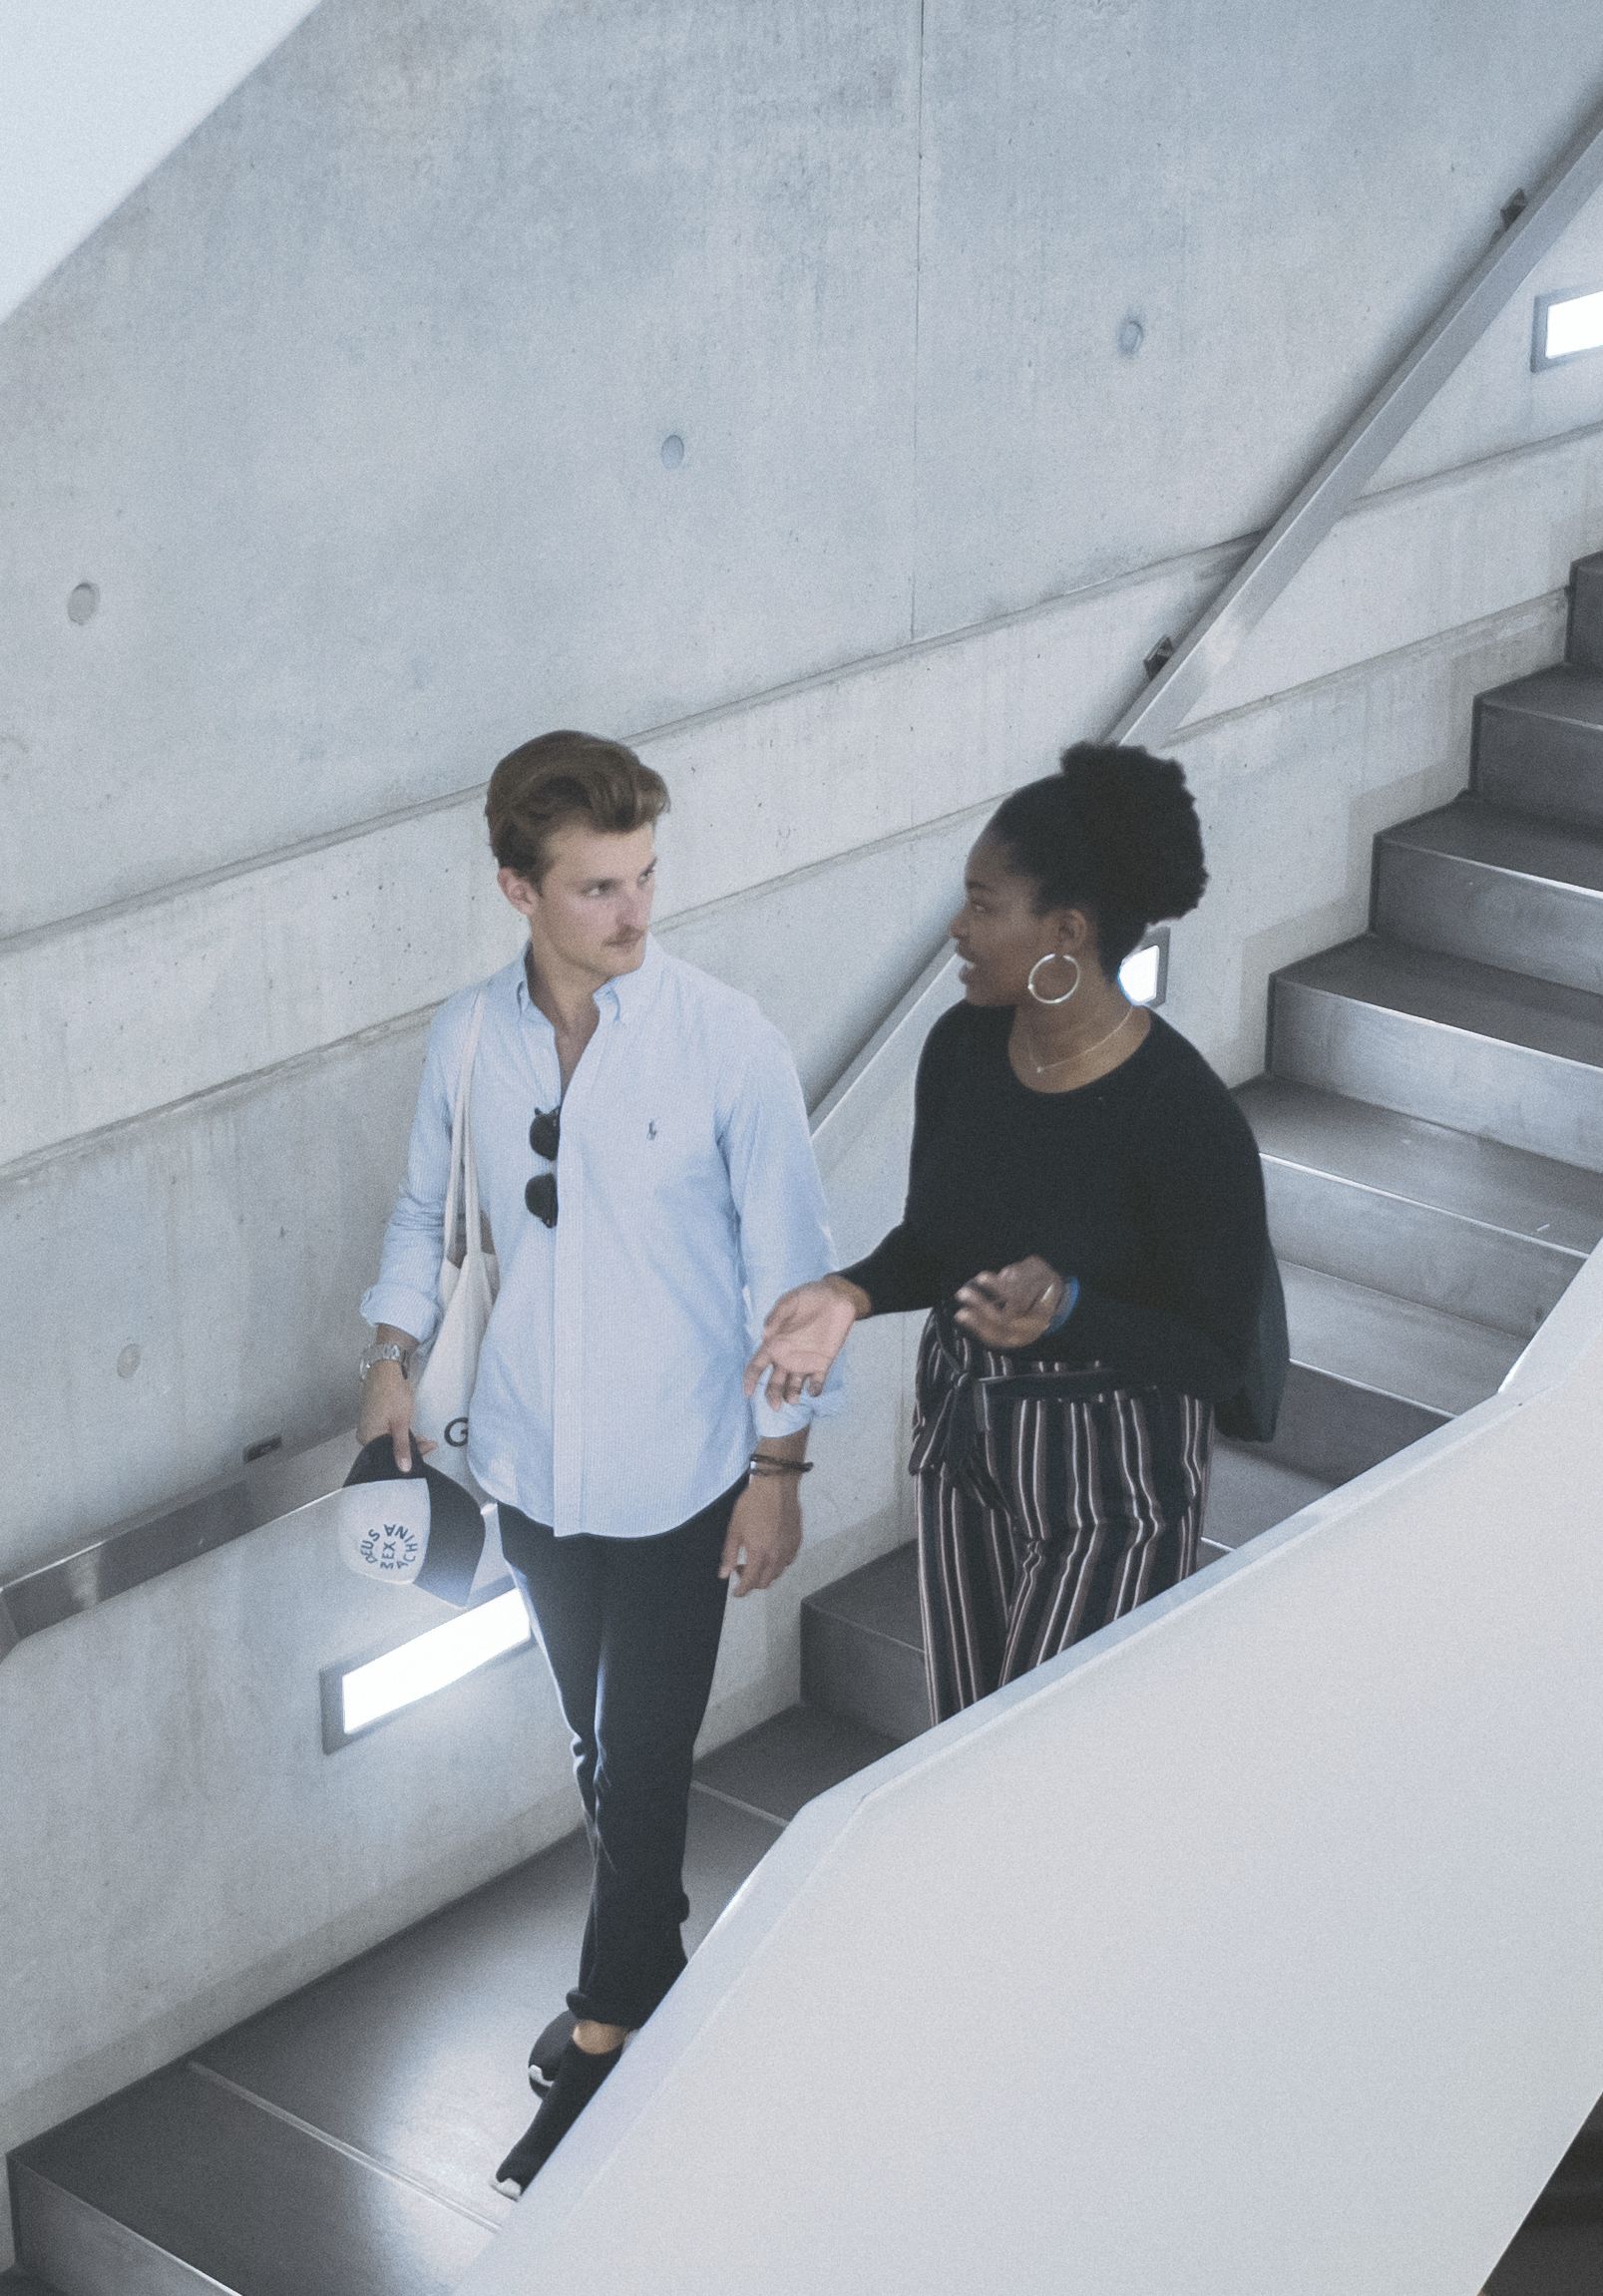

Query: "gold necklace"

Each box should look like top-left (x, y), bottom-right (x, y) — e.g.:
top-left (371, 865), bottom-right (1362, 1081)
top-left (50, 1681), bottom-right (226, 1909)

top-left (1019, 1000), bottom-right (1137, 1077)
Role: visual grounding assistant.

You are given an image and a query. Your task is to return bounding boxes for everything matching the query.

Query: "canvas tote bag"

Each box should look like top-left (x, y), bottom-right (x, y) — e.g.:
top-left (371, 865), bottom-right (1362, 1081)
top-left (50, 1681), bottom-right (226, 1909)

top-left (411, 990), bottom-right (500, 1493)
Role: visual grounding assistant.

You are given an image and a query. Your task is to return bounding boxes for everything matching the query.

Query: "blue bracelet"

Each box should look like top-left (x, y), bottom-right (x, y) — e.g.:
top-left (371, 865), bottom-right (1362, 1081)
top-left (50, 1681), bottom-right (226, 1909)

top-left (1043, 1277), bottom-right (1080, 1334)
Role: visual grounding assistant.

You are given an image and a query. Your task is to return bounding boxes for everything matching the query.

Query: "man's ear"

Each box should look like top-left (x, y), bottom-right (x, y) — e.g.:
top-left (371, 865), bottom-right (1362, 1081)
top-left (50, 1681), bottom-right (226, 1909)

top-left (497, 865), bottom-right (538, 921)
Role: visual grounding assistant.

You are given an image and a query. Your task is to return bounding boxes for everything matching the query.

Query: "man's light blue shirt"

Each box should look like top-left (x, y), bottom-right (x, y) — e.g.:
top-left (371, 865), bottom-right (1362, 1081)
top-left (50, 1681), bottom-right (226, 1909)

top-left (361, 939), bottom-right (841, 1538)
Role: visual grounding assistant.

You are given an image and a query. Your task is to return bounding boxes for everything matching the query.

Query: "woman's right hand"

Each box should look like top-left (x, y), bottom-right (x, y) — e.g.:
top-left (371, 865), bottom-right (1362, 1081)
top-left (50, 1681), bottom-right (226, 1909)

top-left (357, 1363), bottom-right (436, 1471)
top-left (744, 1276), bottom-right (868, 1408)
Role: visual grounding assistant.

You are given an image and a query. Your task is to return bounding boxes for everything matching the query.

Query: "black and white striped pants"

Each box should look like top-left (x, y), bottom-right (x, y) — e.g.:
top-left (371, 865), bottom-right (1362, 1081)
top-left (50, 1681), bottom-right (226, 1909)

top-left (911, 1308), bottom-right (1213, 1724)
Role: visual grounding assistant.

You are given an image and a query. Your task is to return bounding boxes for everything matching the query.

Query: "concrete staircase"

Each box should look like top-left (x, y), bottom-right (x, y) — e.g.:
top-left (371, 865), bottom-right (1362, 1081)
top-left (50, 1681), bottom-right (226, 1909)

top-left (11, 552), bottom-right (1603, 2293)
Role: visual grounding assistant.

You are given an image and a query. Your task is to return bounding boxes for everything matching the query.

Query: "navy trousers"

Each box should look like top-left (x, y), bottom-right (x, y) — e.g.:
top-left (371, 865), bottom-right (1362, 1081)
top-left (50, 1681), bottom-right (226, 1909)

top-left (497, 1478), bottom-right (742, 2030)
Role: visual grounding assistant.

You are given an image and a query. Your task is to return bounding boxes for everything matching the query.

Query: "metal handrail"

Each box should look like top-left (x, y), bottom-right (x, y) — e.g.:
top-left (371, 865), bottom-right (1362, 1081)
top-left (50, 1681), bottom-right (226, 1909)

top-left (810, 93), bottom-right (1603, 1177)
top-left (6, 101), bottom-right (1603, 1661)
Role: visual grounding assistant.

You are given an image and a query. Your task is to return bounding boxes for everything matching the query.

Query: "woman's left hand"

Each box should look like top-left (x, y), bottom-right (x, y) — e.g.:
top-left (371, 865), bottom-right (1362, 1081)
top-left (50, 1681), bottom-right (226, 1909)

top-left (955, 1256), bottom-right (1067, 1349)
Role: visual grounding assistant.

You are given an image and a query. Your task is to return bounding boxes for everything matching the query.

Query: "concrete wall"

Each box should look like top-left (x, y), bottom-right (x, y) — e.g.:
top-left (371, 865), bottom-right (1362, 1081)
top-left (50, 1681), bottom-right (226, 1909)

top-left (6, 0), bottom-right (1603, 2243)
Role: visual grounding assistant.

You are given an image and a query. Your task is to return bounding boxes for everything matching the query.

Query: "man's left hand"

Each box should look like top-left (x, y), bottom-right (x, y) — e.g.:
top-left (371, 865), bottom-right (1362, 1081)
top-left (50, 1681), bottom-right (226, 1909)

top-left (720, 1472), bottom-right (804, 1597)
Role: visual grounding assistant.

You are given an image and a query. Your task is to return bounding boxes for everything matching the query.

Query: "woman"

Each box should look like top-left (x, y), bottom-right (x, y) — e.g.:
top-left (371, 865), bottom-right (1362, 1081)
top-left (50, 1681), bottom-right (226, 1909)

top-left (746, 742), bottom-right (1268, 1722)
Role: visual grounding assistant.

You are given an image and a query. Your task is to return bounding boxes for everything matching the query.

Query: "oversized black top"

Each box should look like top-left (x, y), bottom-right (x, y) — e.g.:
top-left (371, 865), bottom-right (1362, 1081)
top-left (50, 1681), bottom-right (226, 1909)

top-left (841, 1003), bottom-right (1268, 1401)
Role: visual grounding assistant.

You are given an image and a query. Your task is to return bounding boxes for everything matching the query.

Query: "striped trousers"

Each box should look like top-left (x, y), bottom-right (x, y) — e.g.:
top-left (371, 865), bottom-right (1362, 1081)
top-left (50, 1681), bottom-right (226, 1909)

top-left (911, 1308), bottom-right (1213, 1724)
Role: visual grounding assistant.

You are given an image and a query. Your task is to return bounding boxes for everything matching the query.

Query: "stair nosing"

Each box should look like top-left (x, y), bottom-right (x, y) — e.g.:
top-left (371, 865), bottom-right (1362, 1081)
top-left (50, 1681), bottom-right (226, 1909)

top-left (13, 2162), bottom-right (236, 2296)
top-left (1275, 936), bottom-right (1603, 1070)
top-left (802, 1601), bottom-right (921, 1657)
top-left (1378, 806), bottom-right (1603, 896)
top-left (1382, 840), bottom-right (1603, 900)
top-left (184, 2063), bottom-right (501, 2233)
top-left (1258, 1149), bottom-right (1592, 1259)
top-left (1479, 666), bottom-right (1603, 725)
top-left (688, 1776), bottom-right (791, 1831)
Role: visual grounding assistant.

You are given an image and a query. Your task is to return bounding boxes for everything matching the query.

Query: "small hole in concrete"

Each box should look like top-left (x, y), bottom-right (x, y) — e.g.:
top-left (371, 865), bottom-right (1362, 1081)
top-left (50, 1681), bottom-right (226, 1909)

top-left (243, 1433), bottom-right (284, 1464)
top-left (116, 1343), bottom-right (141, 1380)
top-left (1117, 316), bottom-right (1145, 357)
top-left (68, 581), bottom-right (100, 623)
top-left (660, 434), bottom-right (685, 471)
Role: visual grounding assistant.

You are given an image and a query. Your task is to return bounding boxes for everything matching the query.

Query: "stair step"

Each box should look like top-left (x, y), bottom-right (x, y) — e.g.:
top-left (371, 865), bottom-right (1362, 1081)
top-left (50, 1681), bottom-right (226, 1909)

top-left (693, 1703), bottom-right (898, 1824)
top-left (1284, 1261), bottom-right (1522, 1413)
top-left (802, 1443), bottom-right (1333, 1739)
top-left (802, 1545), bottom-right (928, 1744)
top-left (1473, 665), bottom-right (1603, 830)
top-left (1569, 550), bottom-right (1603, 673)
top-left (12, 1781), bottom-right (789, 2296)
top-left (1266, 1263), bottom-right (1521, 1484)
top-left (1201, 1440), bottom-right (1331, 1551)
top-left (1238, 1076), bottom-right (1603, 1336)
top-left (1269, 935), bottom-right (1603, 1170)
top-left (1375, 800), bottom-right (1603, 998)
top-left (11, 2065), bottom-right (495, 2296)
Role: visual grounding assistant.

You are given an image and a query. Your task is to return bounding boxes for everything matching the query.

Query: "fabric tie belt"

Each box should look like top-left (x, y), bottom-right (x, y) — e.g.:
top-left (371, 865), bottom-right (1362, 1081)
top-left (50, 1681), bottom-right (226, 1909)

top-left (910, 1307), bottom-right (1113, 1483)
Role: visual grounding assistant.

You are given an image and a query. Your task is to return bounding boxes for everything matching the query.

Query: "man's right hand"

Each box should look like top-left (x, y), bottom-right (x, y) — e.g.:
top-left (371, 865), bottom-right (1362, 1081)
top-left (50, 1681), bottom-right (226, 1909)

top-left (357, 1361), bottom-right (435, 1472)
top-left (744, 1276), bottom-right (868, 1408)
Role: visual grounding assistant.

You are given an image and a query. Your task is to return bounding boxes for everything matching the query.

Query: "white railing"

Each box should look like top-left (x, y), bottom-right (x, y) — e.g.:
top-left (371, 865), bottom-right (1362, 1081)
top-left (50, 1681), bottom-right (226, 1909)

top-left (455, 1237), bottom-right (1603, 2296)
top-left (0, 0), bottom-right (324, 324)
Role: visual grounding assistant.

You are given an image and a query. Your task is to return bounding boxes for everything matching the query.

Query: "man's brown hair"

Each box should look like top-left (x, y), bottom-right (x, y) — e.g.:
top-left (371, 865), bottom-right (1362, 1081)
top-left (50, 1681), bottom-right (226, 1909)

top-left (485, 730), bottom-right (669, 884)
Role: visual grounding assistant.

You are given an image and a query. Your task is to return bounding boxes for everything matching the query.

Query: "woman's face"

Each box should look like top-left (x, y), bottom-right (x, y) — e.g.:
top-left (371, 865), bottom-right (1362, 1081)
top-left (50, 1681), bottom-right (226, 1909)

top-left (949, 834), bottom-right (1094, 1007)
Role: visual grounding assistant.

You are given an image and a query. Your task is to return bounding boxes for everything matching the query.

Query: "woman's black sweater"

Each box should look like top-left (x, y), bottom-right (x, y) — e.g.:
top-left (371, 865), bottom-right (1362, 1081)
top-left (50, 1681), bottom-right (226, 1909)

top-left (841, 1003), bottom-right (1268, 1402)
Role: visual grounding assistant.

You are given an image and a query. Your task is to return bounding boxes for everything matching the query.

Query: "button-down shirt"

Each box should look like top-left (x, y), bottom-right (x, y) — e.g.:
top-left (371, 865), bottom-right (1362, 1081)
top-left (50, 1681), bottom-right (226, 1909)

top-left (361, 939), bottom-right (841, 1537)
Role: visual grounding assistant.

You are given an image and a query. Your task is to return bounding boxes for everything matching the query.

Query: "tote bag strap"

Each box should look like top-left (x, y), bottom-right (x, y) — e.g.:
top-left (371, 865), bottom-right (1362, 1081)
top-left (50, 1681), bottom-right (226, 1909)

top-left (439, 990), bottom-right (489, 1277)
top-left (461, 1004), bottom-right (486, 1269)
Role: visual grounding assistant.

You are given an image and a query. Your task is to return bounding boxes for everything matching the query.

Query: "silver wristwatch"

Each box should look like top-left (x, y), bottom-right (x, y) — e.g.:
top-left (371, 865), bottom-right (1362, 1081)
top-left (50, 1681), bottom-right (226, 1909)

top-left (359, 1340), bottom-right (413, 1379)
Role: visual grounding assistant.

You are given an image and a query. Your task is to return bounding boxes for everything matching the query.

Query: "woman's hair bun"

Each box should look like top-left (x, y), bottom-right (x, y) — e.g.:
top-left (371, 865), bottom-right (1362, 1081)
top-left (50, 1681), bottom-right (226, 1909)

top-left (986, 740), bottom-right (1207, 969)
top-left (1055, 742), bottom-right (1207, 925)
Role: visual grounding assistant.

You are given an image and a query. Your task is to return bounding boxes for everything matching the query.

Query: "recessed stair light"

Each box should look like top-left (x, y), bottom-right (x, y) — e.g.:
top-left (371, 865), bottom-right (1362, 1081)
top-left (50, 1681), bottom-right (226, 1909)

top-left (1532, 285), bottom-right (1603, 369)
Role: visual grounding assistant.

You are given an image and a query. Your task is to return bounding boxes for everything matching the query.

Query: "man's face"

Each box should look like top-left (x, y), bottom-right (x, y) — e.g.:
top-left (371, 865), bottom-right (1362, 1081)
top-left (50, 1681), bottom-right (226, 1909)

top-left (499, 820), bottom-right (658, 984)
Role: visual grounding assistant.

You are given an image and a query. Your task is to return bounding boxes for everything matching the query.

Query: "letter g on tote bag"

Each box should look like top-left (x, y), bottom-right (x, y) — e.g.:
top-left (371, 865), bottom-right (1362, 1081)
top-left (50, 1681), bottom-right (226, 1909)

top-left (411, 991), bottom-right (500, 1493)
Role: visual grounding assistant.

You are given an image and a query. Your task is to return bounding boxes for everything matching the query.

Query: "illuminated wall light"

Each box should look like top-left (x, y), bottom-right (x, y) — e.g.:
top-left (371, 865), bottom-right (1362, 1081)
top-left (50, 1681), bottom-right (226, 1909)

top-left (1118, 926), bottom-right (1169, 1007)
top-left (1532, 286), bottom-right (1603, 371)
top-left (326, 1589), bottom-right (533, 1748)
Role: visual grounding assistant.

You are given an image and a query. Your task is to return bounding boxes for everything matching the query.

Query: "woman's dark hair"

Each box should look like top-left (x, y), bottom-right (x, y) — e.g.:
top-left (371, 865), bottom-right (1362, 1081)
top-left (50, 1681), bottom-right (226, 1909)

top-left (986, 741), bottom-right (1207, 970)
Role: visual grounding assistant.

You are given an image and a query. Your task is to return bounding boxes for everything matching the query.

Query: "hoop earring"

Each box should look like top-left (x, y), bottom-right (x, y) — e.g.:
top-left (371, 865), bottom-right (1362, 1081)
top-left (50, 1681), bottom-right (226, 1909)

top-left (1026, 952), bottom-right (1081, 1006)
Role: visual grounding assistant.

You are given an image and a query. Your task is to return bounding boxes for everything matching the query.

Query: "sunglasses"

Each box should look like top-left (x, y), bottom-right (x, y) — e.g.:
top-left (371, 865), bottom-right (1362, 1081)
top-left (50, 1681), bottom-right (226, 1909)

top-left (526, 1106), bottom-right (560, 1228)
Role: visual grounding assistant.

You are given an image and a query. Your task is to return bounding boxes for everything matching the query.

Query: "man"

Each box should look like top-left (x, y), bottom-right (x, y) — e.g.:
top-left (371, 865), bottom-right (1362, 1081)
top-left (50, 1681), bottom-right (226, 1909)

top-left (357, 730), bottom-right (838, 2193)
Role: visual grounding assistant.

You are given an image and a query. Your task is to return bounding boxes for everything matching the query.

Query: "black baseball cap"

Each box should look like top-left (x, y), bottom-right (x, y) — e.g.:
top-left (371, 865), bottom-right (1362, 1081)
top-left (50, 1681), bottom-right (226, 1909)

top-left (341, 1438), bottom-right (490, 1608)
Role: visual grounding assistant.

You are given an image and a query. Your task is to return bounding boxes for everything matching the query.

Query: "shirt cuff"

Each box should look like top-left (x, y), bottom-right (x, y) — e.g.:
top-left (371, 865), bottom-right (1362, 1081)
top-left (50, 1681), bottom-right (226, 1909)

top-left (1043, 1277), bottom-right (1080, 1335)
top-left (750, 1379), bottom-right (845, 1441)
top-left (358, 1281), bottom-right (442, 1350)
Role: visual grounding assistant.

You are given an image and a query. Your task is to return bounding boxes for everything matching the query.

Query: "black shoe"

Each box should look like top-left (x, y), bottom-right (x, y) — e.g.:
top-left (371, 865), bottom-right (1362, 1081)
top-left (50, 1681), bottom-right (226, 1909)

top-left (493, 2038), bottom-right (623, 2197)
top-left (528, 2010), bottom-right (577, 2096)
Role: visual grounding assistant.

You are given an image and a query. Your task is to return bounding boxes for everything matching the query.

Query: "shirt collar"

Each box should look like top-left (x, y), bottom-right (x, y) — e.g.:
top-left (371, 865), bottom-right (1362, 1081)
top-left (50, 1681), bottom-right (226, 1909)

top-left (513, 934), bottom-right (663, 1024)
